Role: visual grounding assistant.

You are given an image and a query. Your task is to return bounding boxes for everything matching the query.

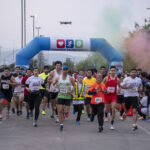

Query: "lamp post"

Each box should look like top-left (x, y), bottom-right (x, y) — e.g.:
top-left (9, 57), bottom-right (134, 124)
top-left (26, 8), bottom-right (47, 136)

top-left (24, 0), bottom-right (26, 46)
top-left (21, 0), bottom-right (24, 48)
top-left (35, 27), bottom-right (41, 36)
top-left (30, 15), bottom-right (35, 38)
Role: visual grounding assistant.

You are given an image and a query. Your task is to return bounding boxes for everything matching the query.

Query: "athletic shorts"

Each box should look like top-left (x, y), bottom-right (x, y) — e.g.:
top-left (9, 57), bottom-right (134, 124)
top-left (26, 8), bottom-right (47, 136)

top-left (44, 91), bottom-right (51, 99)
top-left (57, 98), bottom-right (71, 106)
top-left (24, 95), bottom-right (29, 103)
top-left (0, 91), bottom-right (12, 102)
top-left (125, 97), bottom-right (138, 110)
top-left (117, 95), bottom-right (125, 104)
top-left (84, 97), bottom-right (91, 105)
top-left (40, 89), bottom-right (45, 98)
top-left (50, 92), bottom-right (58, 99)
top-left (104, 95), bottom-right (117, 104)
top-left (13, 92), bottom-right (24, 100)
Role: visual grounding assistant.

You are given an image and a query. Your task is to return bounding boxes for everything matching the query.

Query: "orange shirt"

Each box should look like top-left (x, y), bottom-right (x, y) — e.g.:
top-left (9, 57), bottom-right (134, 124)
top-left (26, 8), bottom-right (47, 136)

top-left (89, 82), bottom-right (106, 104)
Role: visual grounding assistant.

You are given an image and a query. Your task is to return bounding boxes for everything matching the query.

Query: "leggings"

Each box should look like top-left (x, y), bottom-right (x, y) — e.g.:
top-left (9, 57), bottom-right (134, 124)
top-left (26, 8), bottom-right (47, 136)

top-left (29, 92), bottom-right (42, 120)
top-left (73, 104), bottom-right (83, 121)
top-left (91, 103), bottom-right (104, 127)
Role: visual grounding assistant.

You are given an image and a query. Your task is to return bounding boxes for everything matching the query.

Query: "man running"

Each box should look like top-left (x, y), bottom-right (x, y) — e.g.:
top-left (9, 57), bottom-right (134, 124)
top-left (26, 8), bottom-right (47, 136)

top-left (25, 68), bottom-right (44, 127)
top-left (21, 68), bottom-right (32, 119)
top-left (83, 69), bottom-right (96, 121)
top-left (88, 73), bottom-right (106, 132)
top-left (51, 65), bottom-right (75, 131)
top-left (47, 61), bottom-right (62, 122)
top-left (0, 67), bottom-right (17, 119)
top-left (103, 66), bottom-right (119, 130)
top-left (39, 66), bottom-right (49, 115)
top-left (121, 68), bottom-right (142, 131)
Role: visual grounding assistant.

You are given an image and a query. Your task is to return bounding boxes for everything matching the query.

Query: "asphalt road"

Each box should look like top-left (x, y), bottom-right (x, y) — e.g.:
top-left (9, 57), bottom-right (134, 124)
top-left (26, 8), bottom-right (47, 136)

top-left (0, 106), bottom-right (150, 150)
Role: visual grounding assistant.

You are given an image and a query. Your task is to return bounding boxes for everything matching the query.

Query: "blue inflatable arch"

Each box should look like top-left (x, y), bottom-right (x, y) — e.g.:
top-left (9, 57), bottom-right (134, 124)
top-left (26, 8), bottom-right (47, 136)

top-left (16, 37), bottom-right (123, 68)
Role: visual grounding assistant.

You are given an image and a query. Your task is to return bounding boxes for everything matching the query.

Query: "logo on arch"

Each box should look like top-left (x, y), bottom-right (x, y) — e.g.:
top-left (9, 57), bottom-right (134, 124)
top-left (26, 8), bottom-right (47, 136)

top-left (57, 39), bottom-right (65, 48)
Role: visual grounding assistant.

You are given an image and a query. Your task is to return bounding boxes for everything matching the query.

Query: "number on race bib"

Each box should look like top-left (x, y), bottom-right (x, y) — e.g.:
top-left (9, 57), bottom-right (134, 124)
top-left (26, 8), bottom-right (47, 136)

top-left (95, 97), bottom-right (102, 103)
top-left (107, 87), bottom-right (115, 93)
top-left (60, 88), bottom-right (67, 94)
top-left (2, 84), bottom-right (9, 90)
top-left (33, 86), bottom-right (39, 91)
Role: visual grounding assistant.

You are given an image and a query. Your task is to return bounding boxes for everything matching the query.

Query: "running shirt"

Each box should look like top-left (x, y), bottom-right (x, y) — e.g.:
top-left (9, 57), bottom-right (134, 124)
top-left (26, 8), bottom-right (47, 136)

top-left (57, 74), bottom-right (72, 99)
top-left (14, 77), bottom-right (24, 93)
top-left (0, 75), bottom-right (13, 93)
top-left (50, 69), bottom-right (61, 92)
top-left (121, 77), bottom-right (142, 97)
top-left (26, 76), bottom-right (44, 92)
top-left (140, 96), bottom-right (148, 107)
top-left (83, 77), bottom-right (96, 98)
top-left (39, 72), bottom-right (49, 90)
top-left (117, 85), bottom-right (124, 96)
top-left (105, 75), bottom-right (117, 96)
top-left (90, 82), bottom-right (106, 104)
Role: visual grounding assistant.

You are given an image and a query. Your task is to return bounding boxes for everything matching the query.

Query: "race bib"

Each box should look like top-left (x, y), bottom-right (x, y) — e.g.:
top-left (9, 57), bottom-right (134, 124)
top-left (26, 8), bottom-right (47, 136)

top-left (107, 87), bottom-right (115, 93)
top-left (2, 84), bottom-right (9, 90)
top-left (33, 86), bottom-right (40, 91)
top-left (60, 88), bottom-right (67, 94)
top-left (95, 97), bottom-right (102, 103)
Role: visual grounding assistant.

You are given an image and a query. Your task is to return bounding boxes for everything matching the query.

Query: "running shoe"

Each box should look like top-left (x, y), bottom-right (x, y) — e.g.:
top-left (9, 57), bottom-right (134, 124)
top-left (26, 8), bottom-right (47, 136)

top-left (119, 116), bottom-right (123, 120)
top-left (33, 120), bottom-right (37, 127)
top-left (104, 117), bottom-right (108, 122)
top-left (146, 117), bottom-right (150, 122)
top-left (56, 116), bottom-right (59, 123)
top-left (87, 117), bottom-right (90, 122)
top-left (132, 124), bottom-right (138, 131)
top-left (42, 110), bottom-right (46, 115)
top-left (76, 121), bottom-right (80, 125)
top-left (138, 117), bottom-right (144, 120)
top-left (82, 110), bottom-right (85, 114)
top-left (60, 124), bottom-right (64, 131)
top-left (110, 125), bottom-right (115, 130)
top-left (99, 126), bottom-right (103, 132)
top-left (90, 115), bottom-right (94, 122)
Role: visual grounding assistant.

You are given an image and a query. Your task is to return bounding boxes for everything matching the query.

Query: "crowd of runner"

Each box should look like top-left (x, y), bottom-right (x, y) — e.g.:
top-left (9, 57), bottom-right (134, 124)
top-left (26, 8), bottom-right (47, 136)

top-left (0, 61), bottom-right (150, 132)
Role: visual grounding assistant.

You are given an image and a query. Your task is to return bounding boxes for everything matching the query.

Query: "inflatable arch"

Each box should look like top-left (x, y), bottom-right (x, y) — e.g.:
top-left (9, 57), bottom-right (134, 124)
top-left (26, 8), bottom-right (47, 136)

top-left (16, 37), bottom-right (123, 71)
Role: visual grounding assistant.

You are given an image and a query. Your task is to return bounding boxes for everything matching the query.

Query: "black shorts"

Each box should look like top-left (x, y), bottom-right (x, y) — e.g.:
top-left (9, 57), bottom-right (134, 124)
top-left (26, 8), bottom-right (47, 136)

top-left (24, 95), bottom-right (29, 103)
top-left (40, 89), bottom-right (45, 98)
top-left (84, 97), bottom-right (91, 105)
top-left (44, 91), bottom-right (51, 100)
top-left (50, 92), bottom-right (58, 99)
top-left (117, 95), bottom-right (125, 104)
top-left (0, 91), bottom-right (12, 102)
top-left (57, 98), bottom-right (71, 106)
top-left (125, 97), bottom-right (138, 110)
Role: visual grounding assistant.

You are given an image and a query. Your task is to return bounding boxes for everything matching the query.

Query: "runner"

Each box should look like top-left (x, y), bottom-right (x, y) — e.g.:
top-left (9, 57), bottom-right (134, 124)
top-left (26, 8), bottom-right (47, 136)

top-left (121, 68), bottom-right (142, 131)
top-left (25, 68), bottom-right (44, 127)
top-left (88, 73), bottom-right (106, 132)
top-left (72, 75), bottom-right (85, 125)
top-left (13, 71), bottom-right (24, 116)
top-left (51, 65), bottom-right (75, 131)
top-left (48, 61), bottom-right (62, 122)
top-left (21, 68), bottom-right (32, 119)
top-left (116, 74), bottom-right (125, 120)
top-left (39, 66), bottom-right (49, 115)
top-left (83, 69), bottom-right (96, 121)
top-left (0, 67), bottom-right (17, 119)
top-left (103, 66), bottom-right (119, 130)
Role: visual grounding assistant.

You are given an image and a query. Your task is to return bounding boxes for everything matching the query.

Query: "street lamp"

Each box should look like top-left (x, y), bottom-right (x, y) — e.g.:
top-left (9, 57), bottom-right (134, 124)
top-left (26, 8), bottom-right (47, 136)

top-left (35, 27), bottom-right (41, 36)
top-left (30, 15), bottom-right (35, 38)
top-left (21, 0), bottom-right (24, 48)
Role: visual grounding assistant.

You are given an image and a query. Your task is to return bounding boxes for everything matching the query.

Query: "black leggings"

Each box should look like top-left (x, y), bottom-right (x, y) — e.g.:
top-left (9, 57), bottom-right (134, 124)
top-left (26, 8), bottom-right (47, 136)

top-left (91, 103), bottom-right (104, 127)
top-left (29, 93), bottom-right (42, 121)
top-left (73, 104), bottom-right (83, 121)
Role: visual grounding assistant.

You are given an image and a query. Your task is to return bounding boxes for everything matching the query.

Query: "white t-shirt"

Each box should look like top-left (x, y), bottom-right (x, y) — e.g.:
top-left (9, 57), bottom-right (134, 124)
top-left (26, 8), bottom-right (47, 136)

top-left (14, 77), bottom-right (24, 93)
top-left (140, 96), bottom-right (148, 107)
top-left (121, 77), bottom-right (142, 97)
top-left (26, 76), bottom-right (44, 92)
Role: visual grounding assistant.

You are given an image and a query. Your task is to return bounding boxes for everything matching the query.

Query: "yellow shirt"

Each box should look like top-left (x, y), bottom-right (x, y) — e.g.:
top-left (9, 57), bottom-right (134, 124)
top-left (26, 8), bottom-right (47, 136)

top-left (39, 72), bottom-right (49, 90)
top-left (83, 77), bottom-right (96, 98)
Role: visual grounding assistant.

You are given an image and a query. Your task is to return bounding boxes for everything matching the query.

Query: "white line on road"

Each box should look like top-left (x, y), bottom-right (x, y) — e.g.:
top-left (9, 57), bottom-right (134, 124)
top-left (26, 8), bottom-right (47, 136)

top-left (137, 123), bottom-right (150, 136)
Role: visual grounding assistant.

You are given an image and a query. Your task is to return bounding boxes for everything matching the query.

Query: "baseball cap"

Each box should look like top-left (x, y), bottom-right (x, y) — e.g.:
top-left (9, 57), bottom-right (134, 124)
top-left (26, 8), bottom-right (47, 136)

top-left (62, 65), bottom-right (68, 70)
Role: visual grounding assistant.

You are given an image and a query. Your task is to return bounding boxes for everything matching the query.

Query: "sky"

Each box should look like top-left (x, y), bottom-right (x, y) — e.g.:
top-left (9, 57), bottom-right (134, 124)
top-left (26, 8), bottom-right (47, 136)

top-left (0, 0), bottom-right (150, 59)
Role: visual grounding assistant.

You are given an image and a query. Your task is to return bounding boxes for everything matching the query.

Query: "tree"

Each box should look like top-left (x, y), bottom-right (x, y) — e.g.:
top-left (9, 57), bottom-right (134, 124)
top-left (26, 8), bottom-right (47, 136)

top-left (63, 58), bottom-right (74, 70)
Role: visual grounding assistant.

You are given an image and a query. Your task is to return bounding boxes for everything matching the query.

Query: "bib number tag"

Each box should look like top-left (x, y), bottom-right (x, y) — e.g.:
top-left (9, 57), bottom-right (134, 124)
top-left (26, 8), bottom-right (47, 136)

top-left (95, 97), bottom-right (102, 103)
top-left (2, 84), bottom-right (9, 90)
top-left (107, 87), bottom-right (115, 93)
top-left (33, 86), bottom-right (39, 91)
top-left (60, 88), bottom-right (67, 94)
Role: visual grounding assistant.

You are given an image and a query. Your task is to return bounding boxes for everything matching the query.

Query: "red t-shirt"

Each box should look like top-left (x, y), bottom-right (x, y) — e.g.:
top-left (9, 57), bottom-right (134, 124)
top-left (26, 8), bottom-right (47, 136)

top-left (21, 75), bottom-right (29, 95)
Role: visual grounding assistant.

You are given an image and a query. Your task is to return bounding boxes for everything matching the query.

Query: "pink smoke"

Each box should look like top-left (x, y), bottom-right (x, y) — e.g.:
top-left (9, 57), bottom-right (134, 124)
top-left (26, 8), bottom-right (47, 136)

top-left (124, 31), bottom-right (150, 72)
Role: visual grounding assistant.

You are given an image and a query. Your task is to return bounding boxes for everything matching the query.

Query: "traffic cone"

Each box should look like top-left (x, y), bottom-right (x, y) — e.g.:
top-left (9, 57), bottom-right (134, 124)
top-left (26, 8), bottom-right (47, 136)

top-left (4, 99), bottom-right (7, 105)
top-left (127, 107), bottom-right (133, 116)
